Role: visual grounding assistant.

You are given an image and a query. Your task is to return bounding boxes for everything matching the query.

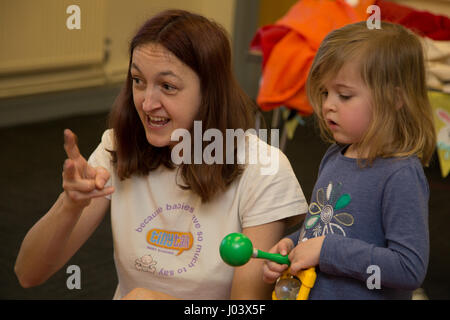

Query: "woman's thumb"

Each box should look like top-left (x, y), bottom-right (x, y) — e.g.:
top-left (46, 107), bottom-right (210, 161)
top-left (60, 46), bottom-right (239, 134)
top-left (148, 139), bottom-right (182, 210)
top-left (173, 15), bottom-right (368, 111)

top-left (94, 166), bottom-right (110, 189)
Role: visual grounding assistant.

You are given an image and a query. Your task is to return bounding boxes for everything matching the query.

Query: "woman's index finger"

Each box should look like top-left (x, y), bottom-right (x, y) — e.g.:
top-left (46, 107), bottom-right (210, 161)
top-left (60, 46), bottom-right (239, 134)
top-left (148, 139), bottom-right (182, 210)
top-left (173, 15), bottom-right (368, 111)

top-left (64, 129), bottom-right (82, 160)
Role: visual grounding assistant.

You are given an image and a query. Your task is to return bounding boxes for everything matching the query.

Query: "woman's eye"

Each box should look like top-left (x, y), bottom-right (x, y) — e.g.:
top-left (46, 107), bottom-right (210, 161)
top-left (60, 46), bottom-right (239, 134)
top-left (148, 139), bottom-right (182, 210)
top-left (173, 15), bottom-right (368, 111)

top-left (162, 83), bottom-right (177, 93)
top-left (132, 77), bottom-right (142, 85)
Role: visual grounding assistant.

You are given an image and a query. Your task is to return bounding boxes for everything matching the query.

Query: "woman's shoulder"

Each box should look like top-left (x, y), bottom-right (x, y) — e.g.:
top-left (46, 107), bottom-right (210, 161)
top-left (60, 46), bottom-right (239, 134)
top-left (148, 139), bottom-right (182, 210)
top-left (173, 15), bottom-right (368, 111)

top-left (242, 132), bottom-right (293, 176)
top-left (98, 128), bottom-right (115, 151)
top-left (87, 129), bottom-right (116, 171)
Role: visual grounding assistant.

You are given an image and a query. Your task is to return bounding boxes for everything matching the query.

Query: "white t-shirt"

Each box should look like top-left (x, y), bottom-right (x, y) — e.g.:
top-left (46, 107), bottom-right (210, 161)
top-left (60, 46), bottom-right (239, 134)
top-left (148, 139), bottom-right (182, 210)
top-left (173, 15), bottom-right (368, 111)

top-left (88, 129), bottom-right (307, 299)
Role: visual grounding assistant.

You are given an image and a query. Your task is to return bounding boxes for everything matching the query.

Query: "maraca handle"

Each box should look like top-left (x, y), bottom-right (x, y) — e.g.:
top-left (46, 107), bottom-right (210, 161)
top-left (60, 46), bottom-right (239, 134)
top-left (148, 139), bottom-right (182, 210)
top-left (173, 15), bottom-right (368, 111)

top-left (255, 249), bottom-right (290, 265)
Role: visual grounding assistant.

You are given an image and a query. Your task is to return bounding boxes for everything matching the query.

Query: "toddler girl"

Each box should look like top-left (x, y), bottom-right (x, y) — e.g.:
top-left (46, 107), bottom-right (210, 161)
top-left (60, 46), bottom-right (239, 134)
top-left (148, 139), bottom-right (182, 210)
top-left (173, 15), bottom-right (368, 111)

top-left (263, 21), bottom-right (436, 299)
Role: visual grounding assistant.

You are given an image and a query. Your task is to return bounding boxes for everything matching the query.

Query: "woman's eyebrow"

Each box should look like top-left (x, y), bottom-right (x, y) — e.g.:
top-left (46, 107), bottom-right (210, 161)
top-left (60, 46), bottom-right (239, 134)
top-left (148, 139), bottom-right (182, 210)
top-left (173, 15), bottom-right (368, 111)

top-left (158, 70), bottom-right (181, 80)
top-left (131, 63), bottom-right (142, 73)
top-left (131, 63), bottom-right (181, 80)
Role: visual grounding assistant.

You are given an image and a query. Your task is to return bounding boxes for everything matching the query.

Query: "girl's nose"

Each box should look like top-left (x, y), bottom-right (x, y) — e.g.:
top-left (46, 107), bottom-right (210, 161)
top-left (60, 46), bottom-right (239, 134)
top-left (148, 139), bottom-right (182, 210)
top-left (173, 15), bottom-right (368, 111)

top-left (322, 94), bottom-right (337, 113)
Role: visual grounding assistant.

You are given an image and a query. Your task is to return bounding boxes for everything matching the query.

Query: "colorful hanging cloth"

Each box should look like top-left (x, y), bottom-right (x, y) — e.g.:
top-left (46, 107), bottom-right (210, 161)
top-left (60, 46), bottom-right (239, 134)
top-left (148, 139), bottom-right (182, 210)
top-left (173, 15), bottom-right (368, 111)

top-left (375, 0), bottom-right (450, 41)
top-left (250, 0), bottom-right (374, 115)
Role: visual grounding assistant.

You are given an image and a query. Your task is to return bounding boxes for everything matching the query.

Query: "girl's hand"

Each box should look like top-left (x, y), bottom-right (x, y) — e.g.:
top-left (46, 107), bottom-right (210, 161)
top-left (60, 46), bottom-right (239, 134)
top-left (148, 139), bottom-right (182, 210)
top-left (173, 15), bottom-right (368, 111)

top-left (288, 236), bottom-right (325, 275)
top-left (262, 238), bottom-right (294, 284)
top-left (62, 129), bottom-right (114, 211)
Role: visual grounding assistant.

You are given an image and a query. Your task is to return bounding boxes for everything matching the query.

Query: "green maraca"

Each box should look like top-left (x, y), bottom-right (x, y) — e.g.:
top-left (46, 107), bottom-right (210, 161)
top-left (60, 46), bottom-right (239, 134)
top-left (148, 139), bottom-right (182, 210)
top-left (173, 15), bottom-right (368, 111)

top-left (219, 232), bottom-right (290, 266)
top-left (220, 232), bottom-right (313, 300)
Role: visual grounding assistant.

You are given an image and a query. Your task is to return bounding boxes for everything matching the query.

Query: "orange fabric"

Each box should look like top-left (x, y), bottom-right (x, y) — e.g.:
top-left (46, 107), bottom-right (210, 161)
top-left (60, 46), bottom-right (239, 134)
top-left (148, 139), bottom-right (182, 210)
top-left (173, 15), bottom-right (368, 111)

top-left (253, 0), bottom-right (374, 115)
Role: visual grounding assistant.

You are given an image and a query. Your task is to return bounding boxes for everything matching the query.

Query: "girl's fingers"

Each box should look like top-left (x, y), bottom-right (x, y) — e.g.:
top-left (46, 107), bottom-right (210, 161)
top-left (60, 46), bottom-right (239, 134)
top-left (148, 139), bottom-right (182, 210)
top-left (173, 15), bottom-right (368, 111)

top-left (262, 273), bottom-right (279, 284)
top-left (263, 266), bottom-right (281, 283)
top-left (279, 241), bottom-right (292, 256)
top-left (289, 261), bottom-right (304, 275)
top-left (268, 245), bottom-right (279, 254)
top-left (266, 261), bottom-right (289, 273)
top-left (268, 238), bottom-right (294, 256)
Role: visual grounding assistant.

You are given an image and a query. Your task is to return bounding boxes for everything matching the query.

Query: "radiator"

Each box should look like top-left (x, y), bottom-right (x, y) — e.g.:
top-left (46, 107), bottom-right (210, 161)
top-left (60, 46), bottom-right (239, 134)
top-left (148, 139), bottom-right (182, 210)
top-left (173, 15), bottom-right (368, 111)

top-left (0, 0), bottom-right (106, 75)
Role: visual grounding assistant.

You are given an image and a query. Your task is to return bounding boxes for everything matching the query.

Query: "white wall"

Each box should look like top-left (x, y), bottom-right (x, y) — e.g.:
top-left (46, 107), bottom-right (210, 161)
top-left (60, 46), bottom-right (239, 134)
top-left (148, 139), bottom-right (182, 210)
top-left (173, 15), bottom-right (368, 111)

top-left (0, 0), bottom-right (237, 99)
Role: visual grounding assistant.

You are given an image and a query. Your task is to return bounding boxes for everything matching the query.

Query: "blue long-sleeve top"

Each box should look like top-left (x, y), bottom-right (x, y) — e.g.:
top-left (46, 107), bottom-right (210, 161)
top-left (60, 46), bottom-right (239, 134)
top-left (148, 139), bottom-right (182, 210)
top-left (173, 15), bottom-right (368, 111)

top-left (287, 144), bottom-right (429, 299)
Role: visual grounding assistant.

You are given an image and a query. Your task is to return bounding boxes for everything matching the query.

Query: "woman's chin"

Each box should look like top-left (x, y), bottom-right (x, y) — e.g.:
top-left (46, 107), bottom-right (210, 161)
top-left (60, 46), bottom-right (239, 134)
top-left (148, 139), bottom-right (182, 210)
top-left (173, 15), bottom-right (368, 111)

top-left (145, 134), bottom-right (170, 148)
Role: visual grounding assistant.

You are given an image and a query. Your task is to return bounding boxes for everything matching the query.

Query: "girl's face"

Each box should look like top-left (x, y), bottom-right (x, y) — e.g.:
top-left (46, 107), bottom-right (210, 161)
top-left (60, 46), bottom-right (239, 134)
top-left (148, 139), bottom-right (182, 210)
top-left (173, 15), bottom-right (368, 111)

top-left (321, 61), bottom-right (373, 158)
top-left (131, 43), bottom-right (202, 147)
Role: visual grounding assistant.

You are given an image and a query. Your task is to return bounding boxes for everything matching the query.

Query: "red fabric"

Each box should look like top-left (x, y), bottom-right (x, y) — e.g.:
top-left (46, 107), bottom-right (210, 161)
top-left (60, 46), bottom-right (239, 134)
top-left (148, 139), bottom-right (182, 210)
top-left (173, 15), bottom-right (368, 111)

top-left (376, 0), bottom-right (450, 41)
top-left (250, 25), bottom-right (290, 69)
top-left (251, 0), bottom-right (373, 115)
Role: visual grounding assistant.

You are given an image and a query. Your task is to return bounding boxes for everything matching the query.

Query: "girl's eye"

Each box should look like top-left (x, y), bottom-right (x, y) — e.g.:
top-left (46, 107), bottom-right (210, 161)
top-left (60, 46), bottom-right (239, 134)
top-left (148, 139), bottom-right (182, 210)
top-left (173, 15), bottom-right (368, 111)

top-left (339, 94), bottom-right (352, 101)
top-left (321, 90), bottom-right (328, 97)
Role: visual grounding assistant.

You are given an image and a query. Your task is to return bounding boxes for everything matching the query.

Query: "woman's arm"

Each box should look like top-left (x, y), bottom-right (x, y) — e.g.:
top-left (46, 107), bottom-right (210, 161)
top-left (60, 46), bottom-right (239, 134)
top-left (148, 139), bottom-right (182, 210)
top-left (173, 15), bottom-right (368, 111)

top-left (15, 192), bottom-right (111, 288)
top-left (121, 288), bottom-right (178, 300)
top-left (230, 220), bottom-right (286, 299)
top-left (14, 129), bottom-right (113, 288)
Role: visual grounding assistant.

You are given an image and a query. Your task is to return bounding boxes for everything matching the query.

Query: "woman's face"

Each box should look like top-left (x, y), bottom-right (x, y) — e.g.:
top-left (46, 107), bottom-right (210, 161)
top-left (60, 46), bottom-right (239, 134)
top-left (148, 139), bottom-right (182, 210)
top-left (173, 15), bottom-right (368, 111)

top-left (131, 43), bottom-right (202, 147)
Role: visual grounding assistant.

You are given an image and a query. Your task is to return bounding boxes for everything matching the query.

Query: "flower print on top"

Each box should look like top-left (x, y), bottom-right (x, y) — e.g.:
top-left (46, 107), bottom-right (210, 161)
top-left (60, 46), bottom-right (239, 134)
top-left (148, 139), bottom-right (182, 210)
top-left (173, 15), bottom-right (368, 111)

top-left (304, 181), bottom-right (354, 239)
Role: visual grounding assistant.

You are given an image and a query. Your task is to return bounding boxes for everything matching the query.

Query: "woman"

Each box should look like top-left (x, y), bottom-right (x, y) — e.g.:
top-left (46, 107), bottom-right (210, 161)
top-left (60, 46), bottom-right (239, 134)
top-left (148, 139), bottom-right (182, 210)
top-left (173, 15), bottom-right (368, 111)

top-left (15, 9), bottom-right (308, 299)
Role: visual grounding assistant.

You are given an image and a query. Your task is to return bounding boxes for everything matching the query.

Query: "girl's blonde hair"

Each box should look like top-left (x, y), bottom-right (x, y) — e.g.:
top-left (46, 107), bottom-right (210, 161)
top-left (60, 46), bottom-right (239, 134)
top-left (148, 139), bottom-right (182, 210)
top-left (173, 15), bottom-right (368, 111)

top-left (307, 21), bottom-right (436, 166)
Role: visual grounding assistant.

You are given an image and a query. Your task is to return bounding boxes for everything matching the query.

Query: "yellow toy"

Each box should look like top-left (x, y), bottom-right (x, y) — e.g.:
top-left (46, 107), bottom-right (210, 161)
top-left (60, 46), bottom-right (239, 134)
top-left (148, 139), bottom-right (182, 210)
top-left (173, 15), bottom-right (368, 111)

top-left (272, 268), bottom-right (316, 300)
top-left (220, 232), bottom-right (316, 300)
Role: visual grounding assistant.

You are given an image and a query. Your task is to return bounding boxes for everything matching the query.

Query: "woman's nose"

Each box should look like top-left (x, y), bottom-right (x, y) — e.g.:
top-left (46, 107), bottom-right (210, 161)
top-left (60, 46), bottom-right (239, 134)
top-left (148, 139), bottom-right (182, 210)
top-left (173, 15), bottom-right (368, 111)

top-left (142, 89), bottom-right (162, 112)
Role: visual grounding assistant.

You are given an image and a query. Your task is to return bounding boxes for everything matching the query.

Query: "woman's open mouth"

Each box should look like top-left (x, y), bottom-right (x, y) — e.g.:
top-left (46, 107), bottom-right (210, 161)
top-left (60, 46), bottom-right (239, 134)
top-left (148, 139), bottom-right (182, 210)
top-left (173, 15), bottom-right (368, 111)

top-left (147, 115), bottom-right (171, 128)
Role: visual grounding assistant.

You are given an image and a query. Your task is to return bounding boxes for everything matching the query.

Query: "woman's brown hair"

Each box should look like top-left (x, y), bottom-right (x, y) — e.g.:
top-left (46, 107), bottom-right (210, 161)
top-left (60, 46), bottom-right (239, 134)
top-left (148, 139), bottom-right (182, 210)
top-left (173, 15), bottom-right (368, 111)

top-left (307, 21), bottom-right (436, 166)
top-left (108, 9), bottom-right (257, 202)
